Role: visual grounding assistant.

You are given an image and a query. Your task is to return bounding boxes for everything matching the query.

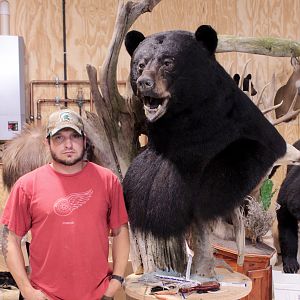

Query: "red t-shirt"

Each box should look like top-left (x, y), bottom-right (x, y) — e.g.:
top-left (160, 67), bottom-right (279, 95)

top-left (1, 162), bottom-right (128, 300)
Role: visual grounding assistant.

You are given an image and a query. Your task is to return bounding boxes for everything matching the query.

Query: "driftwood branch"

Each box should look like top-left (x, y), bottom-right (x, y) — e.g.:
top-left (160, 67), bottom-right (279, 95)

top-left (100, 0), bottom-right (162, 114)
top-left (86, 0), bottom-right (161, 179)
top-left (86, 65), bottom-right (106, 120)
top-left (218, 35), bottom-right (300, 57)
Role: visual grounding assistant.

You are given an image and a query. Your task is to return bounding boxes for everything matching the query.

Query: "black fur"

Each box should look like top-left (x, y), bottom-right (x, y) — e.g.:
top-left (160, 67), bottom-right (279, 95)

top-left (277, 139), bottom-right (300, 273)
top-left (195, 25), bottom-right (218, 55)
top-left (123, 25), bottom-right (286, 239)
top-left (125, 30), bottom-right (145, 57)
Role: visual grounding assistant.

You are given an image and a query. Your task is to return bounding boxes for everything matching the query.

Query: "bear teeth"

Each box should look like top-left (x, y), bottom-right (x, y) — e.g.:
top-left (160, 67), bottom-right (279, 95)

top-left (144, 96), bottom-right (163, 109)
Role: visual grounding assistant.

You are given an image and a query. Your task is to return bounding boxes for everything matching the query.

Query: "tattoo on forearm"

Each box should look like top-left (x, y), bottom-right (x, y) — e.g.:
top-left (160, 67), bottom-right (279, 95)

top-left (1, 226), bottom-right (9, 260)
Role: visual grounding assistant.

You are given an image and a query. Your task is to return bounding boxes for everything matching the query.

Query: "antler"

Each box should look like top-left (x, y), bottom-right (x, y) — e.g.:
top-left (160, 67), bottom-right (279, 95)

top-left (248, 69), bottom-right (300, 125)
top-left (271, 90), bottom-right (300, 125)
top-left (259, 86), bottom-right (300, 126)
top-left (253, 81), bottom-right (272, 107)
top-left (260, 101), bottom-right (283, 115)
top-left (233, 61), bottom-right (300, 167)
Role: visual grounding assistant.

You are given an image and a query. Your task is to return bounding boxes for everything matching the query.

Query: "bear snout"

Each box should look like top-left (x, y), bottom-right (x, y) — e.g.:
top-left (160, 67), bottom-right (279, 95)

top-left (137, 74), bottom-right (155, 92)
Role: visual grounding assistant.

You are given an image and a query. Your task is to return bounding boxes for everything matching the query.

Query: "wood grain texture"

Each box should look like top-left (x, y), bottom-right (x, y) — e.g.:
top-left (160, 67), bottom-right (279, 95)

top-left (215, 0), bottom-right (237, 73)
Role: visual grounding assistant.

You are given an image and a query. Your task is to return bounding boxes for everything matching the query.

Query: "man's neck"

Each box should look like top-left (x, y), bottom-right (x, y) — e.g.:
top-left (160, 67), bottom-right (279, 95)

top-left (50, 160), bottom-right (87, 174)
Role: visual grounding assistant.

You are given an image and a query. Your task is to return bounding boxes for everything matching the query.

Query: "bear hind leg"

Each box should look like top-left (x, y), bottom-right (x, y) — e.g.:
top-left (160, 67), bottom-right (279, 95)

top-left (277, 204), bottom-right (299, 273)
top-left (190, 222), bottom-right (215, 277)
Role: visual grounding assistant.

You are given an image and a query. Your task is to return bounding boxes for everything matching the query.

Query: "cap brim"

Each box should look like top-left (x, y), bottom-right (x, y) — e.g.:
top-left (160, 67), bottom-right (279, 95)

top-left (47, 124), bottom-right (82, 137)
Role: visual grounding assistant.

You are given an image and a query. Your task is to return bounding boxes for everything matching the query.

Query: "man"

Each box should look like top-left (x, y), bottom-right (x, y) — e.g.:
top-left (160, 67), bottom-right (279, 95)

top-left (1, 109), bottom-right (129, 300)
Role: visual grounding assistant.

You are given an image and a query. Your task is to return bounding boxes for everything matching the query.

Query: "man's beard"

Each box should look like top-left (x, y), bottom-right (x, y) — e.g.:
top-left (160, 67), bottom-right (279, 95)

top-left (50, 149), bottom-right (85, 166)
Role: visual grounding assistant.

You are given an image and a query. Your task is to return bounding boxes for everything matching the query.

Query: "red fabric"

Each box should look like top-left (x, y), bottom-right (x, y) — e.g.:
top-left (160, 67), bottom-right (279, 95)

top-left (1, 162), bottom-right (128, 300)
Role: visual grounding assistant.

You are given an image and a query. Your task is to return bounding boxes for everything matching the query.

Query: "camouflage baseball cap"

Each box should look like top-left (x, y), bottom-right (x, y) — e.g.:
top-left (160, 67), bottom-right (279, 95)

top-left (46, 109), bottom-right (84, 137)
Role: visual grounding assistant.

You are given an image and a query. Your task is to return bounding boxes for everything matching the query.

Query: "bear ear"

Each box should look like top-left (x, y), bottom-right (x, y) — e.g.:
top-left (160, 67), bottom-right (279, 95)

top-left (125, 30), bottom-right (145, 56)
top-left (195, 25), bottom-right (218, 55)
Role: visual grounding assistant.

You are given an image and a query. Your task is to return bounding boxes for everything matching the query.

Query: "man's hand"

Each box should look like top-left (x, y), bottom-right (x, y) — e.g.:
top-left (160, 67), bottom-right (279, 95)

top-left (102, 277), bottom-right (122, 298)
top-left (22, 286), bottom-right (48, 300)
top-left (101, 295), bottom-right (113, 300)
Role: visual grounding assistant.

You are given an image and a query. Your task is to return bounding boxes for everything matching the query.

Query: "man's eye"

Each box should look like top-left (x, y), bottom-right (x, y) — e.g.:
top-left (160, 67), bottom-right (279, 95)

top-left (53, 136), bottom-right (64, 143)
top-left (71, 133), bottom-right (82, 140)
top-left (55, 136), bottom-right (63, 141)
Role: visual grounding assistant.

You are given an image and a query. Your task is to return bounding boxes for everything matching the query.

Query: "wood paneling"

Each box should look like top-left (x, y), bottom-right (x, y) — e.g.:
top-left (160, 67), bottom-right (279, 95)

top-left (66, 0), bottom-right (119, 79)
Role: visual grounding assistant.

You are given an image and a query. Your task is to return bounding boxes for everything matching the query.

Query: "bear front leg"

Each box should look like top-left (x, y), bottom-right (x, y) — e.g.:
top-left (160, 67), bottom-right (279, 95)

top-left (128, 226), bottom-right (144, 274)
top-left (277, 204), bottom-right (299, 273)
top-left (190, 222), bottom-right (215, 277)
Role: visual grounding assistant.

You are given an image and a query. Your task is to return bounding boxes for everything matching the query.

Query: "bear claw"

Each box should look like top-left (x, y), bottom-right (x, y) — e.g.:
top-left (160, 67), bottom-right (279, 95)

top-left (283, 257), bottom-right (299, 273)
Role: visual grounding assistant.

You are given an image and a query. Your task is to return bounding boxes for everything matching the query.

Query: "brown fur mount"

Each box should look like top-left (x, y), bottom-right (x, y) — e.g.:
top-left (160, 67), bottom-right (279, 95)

top-left (2, 124), bottom-right (51, 191)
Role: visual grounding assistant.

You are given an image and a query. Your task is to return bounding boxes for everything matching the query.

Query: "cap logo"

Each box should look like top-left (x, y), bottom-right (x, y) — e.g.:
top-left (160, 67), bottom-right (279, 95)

top-left (60, 112), bottom-right (71, 122)
top-left (46, 109), bottom-right (84, 137)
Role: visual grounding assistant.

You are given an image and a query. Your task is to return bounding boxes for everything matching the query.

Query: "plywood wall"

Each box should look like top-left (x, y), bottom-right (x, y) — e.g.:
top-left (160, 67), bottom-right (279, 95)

top-left (2, 0), bottom-right (300, 233)
top-left (5, 0), bottom-right (300, 125)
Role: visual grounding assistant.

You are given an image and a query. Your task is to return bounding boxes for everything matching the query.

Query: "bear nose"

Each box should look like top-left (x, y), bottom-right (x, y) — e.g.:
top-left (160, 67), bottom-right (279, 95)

top-left (137, 76), bottom-right (154, 91)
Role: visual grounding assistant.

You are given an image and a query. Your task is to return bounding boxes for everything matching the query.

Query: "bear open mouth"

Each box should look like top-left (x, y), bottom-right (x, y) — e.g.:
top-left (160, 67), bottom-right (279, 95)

top-left (143, 96), bottom-right (169, 122)
top-left (144, 96), bottom-right (163, 109)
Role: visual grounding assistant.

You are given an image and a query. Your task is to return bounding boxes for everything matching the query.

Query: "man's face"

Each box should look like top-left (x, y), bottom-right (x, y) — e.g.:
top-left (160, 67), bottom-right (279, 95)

top-left (48, 128), bottom-right (85, 166)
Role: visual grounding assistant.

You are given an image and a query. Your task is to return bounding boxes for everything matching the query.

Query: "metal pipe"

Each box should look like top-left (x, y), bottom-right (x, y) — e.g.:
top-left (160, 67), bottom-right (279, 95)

top-left (0, 0), bottom-right (10, 35)
top-left (62, 0), bottom-right (68, 105)
top-left (29, 81), bottom-right (34, 121)
top-left (36, 98), bottom-right (91, 120)
top-left (29, 79), bottom-right (126, 121)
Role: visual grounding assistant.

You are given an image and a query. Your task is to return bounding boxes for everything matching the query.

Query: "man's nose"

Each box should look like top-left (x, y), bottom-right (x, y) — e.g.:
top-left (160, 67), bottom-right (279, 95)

top-left (64, 137), bottom-right (73, 147)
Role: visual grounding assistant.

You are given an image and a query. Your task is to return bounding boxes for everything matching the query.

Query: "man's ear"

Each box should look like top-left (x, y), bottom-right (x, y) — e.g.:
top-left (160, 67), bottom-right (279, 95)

top-left (125, 30), bottom-right (145, 56)
top-left (195, 25), bottom-right (218, 55)
top-left (44, 137), bottom-right (50, 146)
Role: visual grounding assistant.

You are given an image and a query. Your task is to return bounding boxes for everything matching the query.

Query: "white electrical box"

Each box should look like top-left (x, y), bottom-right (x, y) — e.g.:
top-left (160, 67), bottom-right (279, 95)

top-left (0, 35), bottom-right (25, 140)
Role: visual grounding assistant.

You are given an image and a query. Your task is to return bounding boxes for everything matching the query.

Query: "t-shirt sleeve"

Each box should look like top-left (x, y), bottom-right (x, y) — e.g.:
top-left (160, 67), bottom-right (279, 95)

top-left (108, 175), bottom-right (128, 229)
top-left (0, 179), bottom-right (32, 237)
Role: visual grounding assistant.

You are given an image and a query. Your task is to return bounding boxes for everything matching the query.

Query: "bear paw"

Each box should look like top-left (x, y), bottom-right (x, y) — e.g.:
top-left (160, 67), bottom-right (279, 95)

top-left (283, 257), bottom-right (299, 273)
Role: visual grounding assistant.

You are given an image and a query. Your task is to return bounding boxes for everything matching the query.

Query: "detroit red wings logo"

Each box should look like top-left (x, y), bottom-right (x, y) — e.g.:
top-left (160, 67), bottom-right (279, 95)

top-left (53, 189), bottom-right (93, 216)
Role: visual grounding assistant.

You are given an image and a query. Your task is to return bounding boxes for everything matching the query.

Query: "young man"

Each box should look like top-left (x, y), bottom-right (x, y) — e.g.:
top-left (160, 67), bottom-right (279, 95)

top-left (1, 109), bottom-right (129, 300)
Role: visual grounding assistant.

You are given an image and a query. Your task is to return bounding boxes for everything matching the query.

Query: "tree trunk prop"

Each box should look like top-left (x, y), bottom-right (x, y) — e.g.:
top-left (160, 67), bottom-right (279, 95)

top-left (85, 0), bottom-right (162, 180)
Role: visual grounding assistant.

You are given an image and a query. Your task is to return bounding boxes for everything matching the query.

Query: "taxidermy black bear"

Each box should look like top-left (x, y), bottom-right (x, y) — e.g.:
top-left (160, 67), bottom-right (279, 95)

top-left (277, 139), bottom-right (300, 273)
top-left (123, 25), bottom-right (286, 275)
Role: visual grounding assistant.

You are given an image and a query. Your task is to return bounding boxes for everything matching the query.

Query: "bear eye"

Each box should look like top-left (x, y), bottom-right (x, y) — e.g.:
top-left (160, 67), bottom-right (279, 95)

top-left (138, 63), bottom-right (145, 72)
top-left (163, 59), bottom-right (174, 69)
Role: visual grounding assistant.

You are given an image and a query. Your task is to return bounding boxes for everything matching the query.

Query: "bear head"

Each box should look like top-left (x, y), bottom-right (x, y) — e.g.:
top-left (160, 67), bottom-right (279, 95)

top-left (125, 25), bottom-right (218, 122)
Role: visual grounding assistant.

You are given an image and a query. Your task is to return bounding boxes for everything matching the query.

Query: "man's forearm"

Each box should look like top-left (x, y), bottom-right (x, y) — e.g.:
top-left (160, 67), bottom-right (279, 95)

top-left (111, 224), bottom-right (130, 276)
top-left (104, 224), bottom-right (130, 298)
top-left (1, 226), bottom-right (34, 295)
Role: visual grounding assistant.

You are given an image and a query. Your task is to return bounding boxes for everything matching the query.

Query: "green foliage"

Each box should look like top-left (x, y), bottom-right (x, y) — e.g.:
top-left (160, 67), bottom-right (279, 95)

top-left (259, 179), bottom-right (276, 211)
